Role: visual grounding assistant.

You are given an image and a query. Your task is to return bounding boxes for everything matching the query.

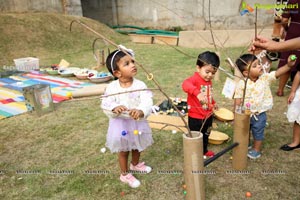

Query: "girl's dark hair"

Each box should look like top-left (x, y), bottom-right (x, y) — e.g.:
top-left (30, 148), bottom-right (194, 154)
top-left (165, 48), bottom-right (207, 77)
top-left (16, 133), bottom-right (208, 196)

top-left (106, 50), bottom-right (127, 75)
top-left (196, 51), bottom-right (220, 68)
top-left (235, 54), bottom-right (257, 72)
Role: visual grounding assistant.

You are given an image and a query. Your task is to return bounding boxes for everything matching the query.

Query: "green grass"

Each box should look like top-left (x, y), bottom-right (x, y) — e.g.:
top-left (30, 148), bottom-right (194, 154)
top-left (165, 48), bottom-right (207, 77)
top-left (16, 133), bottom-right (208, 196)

top-left (1, 13), bottom-right (300, 200)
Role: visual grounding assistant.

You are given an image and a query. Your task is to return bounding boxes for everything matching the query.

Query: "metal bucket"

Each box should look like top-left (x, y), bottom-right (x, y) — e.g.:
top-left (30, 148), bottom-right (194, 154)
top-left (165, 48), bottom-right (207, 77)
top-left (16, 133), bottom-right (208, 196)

top-left (22, 84), bottom-right (54, 116)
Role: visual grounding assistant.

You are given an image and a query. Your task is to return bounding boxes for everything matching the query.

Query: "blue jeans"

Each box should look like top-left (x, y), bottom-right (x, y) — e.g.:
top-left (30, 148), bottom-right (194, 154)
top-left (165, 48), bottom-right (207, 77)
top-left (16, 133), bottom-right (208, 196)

top-left (250, 112), bottom-right (267, 141)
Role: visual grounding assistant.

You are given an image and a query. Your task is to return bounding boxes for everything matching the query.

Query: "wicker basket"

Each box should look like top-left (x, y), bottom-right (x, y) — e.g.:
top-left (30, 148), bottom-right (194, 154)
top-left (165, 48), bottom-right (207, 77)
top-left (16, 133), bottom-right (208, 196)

top-left (14, 57), bottom-right (39, 72)
top-left (214, 107), bottom-right (234, 121)
top-left (208, 130), bottom-right (229, 145)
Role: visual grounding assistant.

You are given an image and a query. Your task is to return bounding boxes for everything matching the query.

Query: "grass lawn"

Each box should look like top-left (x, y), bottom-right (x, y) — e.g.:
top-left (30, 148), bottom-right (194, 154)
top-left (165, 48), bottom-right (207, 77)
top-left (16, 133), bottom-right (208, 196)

top-left (0, 13), bottom-right (300, 200)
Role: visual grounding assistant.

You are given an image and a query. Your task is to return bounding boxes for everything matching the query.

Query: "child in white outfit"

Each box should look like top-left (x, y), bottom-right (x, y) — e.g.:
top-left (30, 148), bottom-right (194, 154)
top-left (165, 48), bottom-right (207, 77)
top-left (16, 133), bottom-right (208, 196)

top-left (280, 68), bottom-right (300, 151)
top-left (101, 49), bottom-right (153, 188)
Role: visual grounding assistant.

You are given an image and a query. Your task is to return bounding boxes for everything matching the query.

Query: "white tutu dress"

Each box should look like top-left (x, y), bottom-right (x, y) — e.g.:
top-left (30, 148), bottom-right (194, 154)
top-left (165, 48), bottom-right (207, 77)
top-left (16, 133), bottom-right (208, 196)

top-left (286, 86), bottom-right (300, 124)
top-left (101, 78), bottom-right (154, 153)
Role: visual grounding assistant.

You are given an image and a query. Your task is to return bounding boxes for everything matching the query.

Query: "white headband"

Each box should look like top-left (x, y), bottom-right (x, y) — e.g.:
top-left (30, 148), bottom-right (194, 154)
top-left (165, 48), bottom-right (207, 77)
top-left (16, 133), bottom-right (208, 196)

top-left (110, 50), bottom-right (121, 73)
top-left (110, 45), bottom-right (135, 73)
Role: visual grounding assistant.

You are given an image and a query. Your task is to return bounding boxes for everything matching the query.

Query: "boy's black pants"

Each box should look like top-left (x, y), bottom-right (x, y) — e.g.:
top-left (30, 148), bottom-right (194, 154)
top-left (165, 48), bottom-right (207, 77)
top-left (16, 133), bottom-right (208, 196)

top-left (188, 115), bottom-right (213, 154)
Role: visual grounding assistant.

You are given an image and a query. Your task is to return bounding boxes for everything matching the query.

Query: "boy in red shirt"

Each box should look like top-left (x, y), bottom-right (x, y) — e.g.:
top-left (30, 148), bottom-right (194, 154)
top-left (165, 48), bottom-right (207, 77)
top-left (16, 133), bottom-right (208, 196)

top-left (182, 51), bottom-right (220, 157)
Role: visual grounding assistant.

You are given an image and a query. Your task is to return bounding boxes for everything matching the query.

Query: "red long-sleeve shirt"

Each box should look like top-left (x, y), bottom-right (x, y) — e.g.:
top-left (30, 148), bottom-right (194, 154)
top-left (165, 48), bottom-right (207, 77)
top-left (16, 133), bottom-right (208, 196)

top-left (182, 72), bottom-right (215, 119)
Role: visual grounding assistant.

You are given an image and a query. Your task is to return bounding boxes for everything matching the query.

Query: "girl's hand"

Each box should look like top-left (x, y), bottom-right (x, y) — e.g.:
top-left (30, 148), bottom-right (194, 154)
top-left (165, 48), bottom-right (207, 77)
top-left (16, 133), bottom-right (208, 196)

top-left (112, 105), bottom-right (128, 114)
top-left (129, 109), bottom-right (144, 120)
top-left (197, 93), bottom-right (207, 104)
top-left (287, 92), bottom-right (295, 104)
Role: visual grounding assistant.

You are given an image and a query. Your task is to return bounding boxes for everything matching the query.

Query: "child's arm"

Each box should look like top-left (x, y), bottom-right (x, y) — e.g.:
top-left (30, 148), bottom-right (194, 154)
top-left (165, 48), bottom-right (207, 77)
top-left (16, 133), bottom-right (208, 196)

top-left (288, 71), bottom-right (300, 104)
top-left (182, 76), bottom-right (208, 104)
top-left (182, 77), bottom-right (199, 97)
top-left (275, 55), bottom-right (296, 78)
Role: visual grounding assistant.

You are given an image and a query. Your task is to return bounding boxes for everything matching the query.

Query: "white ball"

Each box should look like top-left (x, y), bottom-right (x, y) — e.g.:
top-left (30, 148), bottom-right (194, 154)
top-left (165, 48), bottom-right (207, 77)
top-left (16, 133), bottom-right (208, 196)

top-left (172, 130), bottom-right (177, 134)
top-left (100, 147), bottom-right (106, 153)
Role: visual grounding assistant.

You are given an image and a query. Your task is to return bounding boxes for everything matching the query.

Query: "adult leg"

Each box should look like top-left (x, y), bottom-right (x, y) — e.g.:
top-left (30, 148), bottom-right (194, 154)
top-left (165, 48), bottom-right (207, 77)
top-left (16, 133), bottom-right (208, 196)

top-left (277, 71), bottom-right (291, 96)
top-left (290, 70), bottom-right (297, 83)
top-left (289, 122), bottom-right (300, 147)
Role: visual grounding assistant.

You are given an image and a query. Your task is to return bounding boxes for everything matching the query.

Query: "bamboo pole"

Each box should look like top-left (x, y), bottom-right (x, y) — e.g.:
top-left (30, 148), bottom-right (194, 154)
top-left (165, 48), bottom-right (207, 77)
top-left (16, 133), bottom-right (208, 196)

top-left (183, 131), bottom-right (205, 200)
top-left (232, 7), bottom-right (257, 170)
top-left (232, 112), bottom-right (250, 170)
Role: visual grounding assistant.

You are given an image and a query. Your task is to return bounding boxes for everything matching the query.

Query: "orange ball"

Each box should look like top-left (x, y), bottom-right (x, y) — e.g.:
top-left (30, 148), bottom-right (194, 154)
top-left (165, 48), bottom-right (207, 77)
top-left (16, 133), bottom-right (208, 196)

top-left (182, 184), bottom-right (187, 189)
top-left (246, 192), bottom-right (252, 197)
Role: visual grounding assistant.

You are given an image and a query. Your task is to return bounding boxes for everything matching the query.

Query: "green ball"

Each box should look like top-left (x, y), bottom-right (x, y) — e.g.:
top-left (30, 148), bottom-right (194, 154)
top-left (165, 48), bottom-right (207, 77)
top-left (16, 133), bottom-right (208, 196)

top-left (183, 190), bottom-right (187, 195)
top-left (291, 55), bottom-right (297, 61)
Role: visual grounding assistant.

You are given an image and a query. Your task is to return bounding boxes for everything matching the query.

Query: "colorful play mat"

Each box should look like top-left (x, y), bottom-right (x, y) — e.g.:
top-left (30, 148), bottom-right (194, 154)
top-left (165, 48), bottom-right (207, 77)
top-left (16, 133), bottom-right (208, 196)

top-left (0, 72), bottom-right (93, 119)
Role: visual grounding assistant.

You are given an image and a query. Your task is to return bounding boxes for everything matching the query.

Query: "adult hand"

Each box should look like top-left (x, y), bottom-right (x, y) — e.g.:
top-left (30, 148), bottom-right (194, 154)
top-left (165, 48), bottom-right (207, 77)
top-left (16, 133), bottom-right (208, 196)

top-left (287, 92), bottom-right (295, 104)
top-left (287, 55), bottom-right (297, 68)
top-left (249, 35), bottom-right (277, 52)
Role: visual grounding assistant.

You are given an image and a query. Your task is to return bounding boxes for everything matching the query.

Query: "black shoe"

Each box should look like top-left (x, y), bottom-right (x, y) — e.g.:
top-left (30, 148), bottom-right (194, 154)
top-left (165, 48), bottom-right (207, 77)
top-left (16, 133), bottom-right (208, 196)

top-left (280, 144), bottom-right (300, 151)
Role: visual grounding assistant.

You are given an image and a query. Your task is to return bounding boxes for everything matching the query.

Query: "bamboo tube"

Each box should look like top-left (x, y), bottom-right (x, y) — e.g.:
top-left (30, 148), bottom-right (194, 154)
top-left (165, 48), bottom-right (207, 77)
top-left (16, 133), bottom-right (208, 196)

top-left (232, 112), bottom-right (250, 170)
top-left (183, 131), bottom-right (205, 200)
top-left (71, 84), bottom-right (107, 98)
